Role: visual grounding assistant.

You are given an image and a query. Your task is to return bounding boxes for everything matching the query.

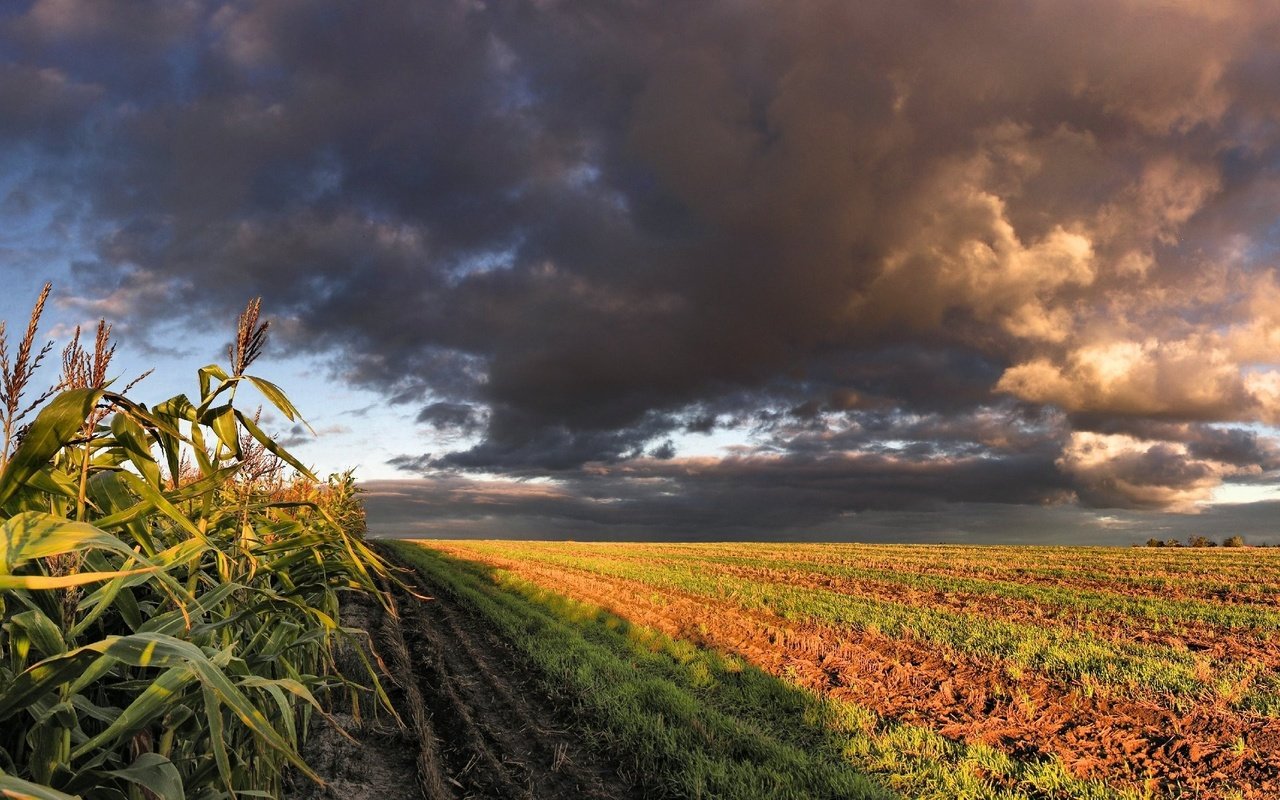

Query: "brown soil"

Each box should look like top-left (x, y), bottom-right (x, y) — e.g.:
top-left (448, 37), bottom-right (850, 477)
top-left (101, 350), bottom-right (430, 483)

top-left (284, 549), bottom-right (647, 800)
top-left (548, 543), bottom-right (1280, 607)
top-left (830, 561), bottom-right (1280, 608)
top-left (687, 559), bottom-right (1280, 665)
top-left (439, 545), bottom-right (1280, 800)
top-left (485, 545), bottom-right (1280, 663)
top-left (713, 549), bottom-right (1280, 607)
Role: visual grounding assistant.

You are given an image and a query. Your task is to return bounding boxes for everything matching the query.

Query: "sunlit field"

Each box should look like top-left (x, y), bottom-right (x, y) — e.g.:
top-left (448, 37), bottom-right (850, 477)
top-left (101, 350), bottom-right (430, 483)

top-left (396, 540), bottom-right (1280, 800)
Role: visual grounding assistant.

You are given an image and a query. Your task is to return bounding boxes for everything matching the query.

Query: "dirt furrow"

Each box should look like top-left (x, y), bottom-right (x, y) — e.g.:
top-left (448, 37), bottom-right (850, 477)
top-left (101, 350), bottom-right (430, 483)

top-left (289, 551), bottom-right (645, 800)
top-left (695, 559), bottom-right (1280, 665)
top-left (513, 543), bottom-right (1280, 607)
top-left (472, 545), bottom-right (1280, 659)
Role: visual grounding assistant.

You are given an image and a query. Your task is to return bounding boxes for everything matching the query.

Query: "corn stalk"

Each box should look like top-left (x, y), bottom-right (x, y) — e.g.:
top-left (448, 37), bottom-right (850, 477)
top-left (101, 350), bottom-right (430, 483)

top-left (0, 295), bottom-right (392, 799)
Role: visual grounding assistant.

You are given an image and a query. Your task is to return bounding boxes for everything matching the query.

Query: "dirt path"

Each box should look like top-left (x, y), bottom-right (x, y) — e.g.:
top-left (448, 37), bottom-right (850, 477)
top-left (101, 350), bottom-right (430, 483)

top-left (285, 549), bottom-right (647, 800)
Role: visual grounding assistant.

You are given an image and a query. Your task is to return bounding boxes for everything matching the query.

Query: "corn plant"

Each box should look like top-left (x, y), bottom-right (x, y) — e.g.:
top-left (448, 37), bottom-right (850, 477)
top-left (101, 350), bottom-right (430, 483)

top-left (0, 289), bottom-right (392, 799)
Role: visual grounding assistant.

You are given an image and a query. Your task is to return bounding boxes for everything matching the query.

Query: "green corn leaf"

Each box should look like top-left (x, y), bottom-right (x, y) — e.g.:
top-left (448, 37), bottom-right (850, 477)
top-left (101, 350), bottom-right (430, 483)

top-left (26, 716), bottom-right (63, 785)
top-left (0, 651), bottom-right (99, 721)
top-left (1, 512), bottom-right (145, 575)
top-left (251, 532), bottom-right (334, 555)
top-left (151, 395), bottom-right (198, 482)
top-left (86, 498), bottom-right (153, 531)
top-left (0, 773), bottom-right (82, 800)
top-left (72, 667), bottom-right (196, 759)
top-left (22, 471), bottom-right (78, 502)
top-left (242, 679), bottom-right (296, 747)
top-left (93, 466), bottom-right (238, 536)
top-left (102, 394), bottom-right (184, 439)
top-left (104, 754), bottom-right (184, 800)
top-left (239, 676), bottom-right (346, 741)
top-left (205, 405), bottom-right (242, 460)
top-left (0, 634), bottom-right (208, 722)
top-left (70, 539), bottom-right (204, 638)
top-left (114, 585), bottom-right (143, 631)
top-left (69, 694), bottom-right (121, 726)
top-left (246, 376), bottom-right (312, 431)
top-left (154, 394), bottom-right (198, 424)
top-left (138, 582), bottom-right (238, 637)
top-left (187, 423), bottom-right (216, 476)
top-left (3, 633), bottom-right (320, 782)
top-left (202, 684), bottom-right (233, 796)
top-left (7, 611), bottom-right (65, 658)
top-left (109, 414), bottom-right (161, 489)
top-left (87, 471), bottom-right (156, 555)
top-left (0, 389), bottom-right (102, 512)
top-left (197, 365), bottom-right (230, 403)
top-left (114, 474), bottom-right (204, 543)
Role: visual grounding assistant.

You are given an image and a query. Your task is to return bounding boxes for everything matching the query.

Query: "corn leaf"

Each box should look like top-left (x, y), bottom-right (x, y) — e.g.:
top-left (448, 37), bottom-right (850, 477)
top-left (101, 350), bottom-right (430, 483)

top-left (205, 405), bottom-right (242, 460)
top-left (6, 611), bottom-right (64, 658)
top-left (72, 667), bottom-right (196, 758)
top-left (1, 513), bottom-right (143, 575)
top-left (197, 365), bottom-right (230, 403)
top-left (246, 376), bottom-right (311, 431)
top-left (0, 389), bottom-right (102, 512)
top-left (0, 773), bottom-right (81, 800)
top-left (103, 754), bottom-right (183, 800)
top-left (109, 414), bottom-right (160, 489)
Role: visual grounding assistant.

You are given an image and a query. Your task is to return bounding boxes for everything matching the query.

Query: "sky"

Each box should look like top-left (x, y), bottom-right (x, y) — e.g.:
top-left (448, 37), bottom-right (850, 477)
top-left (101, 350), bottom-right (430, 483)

top-left (2, 0), bottom-right (1280, 544)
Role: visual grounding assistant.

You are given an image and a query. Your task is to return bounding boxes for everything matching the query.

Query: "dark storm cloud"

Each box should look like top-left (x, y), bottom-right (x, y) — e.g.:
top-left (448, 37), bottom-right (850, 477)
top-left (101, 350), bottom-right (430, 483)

top-left (363, 474), bottom-right (1280, 544)
top-left (1186, 427), bottom-right (1280, 470)
top-left (416, 401), bottom-right (485, 434)
top-left (0, 62), bottom-right (99, 145)
top-left (5, 0), bottom-right (1280, 533)
top-left (371, 445), bottom-right (1072, 539)
top-left (1068, 414), bottom-right (1280, 469)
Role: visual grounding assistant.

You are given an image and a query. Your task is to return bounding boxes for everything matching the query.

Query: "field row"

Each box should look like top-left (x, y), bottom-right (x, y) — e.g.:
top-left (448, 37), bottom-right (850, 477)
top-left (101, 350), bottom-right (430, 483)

top-left (420, 540), bottom-right (1280, 799)
top-left (567, 542), bottom-right (1280, 605)
top-left (390, 541), bottom-right (1144, 800)
top-left (437, 541), bottom-right (1280, 703)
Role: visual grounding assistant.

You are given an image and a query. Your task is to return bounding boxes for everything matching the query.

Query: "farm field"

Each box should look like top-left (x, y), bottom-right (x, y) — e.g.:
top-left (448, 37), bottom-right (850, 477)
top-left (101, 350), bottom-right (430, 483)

top-left (386, 540), bottom-right (1280, 800)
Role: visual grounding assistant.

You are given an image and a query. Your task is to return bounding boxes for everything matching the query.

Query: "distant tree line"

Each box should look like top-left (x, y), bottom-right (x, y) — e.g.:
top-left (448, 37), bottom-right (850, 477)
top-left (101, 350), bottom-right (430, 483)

top-left (1142, 535), bottom-right (1249, 548)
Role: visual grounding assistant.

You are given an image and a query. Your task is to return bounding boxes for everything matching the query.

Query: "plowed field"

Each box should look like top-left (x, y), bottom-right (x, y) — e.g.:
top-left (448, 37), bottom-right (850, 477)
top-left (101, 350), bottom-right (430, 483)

top-left (397, 540), bottom-right (1280, 799)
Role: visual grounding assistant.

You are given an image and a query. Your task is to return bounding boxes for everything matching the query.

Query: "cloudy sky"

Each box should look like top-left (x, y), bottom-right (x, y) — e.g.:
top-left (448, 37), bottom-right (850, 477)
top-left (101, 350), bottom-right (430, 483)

top-left (2, 0), bottom-right (1280, 543)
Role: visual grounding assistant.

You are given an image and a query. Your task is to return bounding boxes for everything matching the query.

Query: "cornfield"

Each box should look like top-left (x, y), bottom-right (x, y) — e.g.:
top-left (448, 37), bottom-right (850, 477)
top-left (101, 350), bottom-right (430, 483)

top-left (0, 286), bottom-right (390, 799)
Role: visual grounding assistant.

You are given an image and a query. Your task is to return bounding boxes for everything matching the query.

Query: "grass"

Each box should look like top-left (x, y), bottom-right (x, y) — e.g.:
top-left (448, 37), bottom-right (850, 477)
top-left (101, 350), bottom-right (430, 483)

top-left (390, 541), bottom-right (1150, 800)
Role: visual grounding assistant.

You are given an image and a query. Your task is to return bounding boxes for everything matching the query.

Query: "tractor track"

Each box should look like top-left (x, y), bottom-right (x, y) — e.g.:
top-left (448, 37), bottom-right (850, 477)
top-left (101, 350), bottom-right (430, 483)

top-left (286, 544), bottom-right (646, 800)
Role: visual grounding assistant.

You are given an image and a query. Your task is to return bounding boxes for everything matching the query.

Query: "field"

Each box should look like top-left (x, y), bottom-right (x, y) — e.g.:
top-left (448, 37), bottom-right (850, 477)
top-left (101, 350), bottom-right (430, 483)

top-left (5, 306), bottom-right (1274, 800)
top-left (377, 540), bottom-right (1280, 800)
